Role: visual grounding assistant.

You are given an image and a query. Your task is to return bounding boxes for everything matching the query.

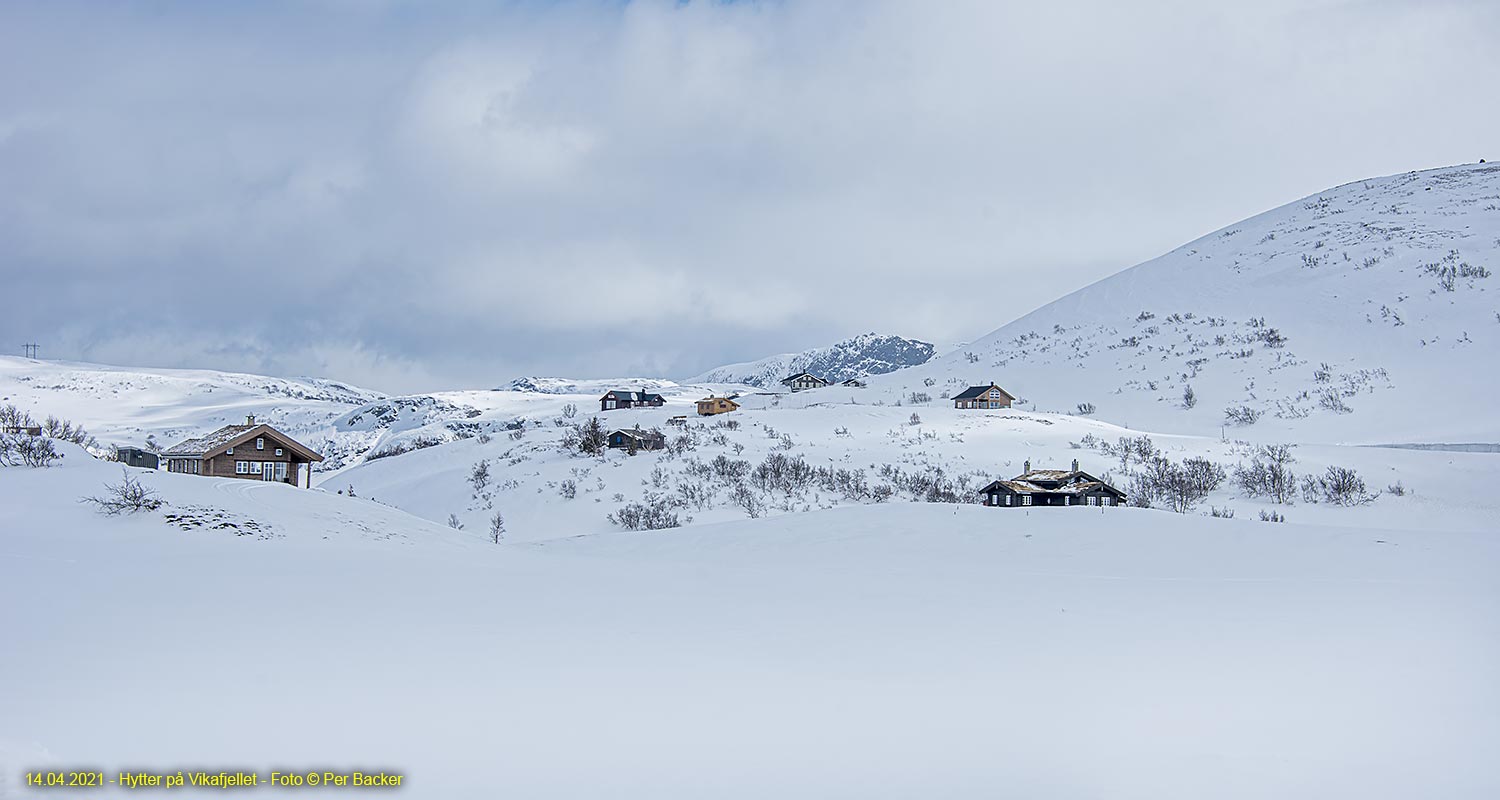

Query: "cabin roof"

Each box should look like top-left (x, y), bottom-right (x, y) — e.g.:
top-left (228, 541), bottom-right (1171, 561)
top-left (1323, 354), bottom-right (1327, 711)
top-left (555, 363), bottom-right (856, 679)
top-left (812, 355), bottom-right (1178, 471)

top-left (952, 383), bottom-right (1015, 401)
top-left (163, 423), bottom-right (323, 462)
top-left (781, 372), bottom-right (827, 383)
top-left (601, 390), bottom-right (665, 403)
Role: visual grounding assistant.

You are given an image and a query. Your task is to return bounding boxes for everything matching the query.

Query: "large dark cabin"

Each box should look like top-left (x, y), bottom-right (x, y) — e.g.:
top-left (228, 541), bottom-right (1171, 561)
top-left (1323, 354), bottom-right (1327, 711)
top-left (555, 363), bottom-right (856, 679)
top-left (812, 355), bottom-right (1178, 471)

top-left (600, 390), bottom-right (666, 412)
top-left (978, 459), bottom-right (1126, 508)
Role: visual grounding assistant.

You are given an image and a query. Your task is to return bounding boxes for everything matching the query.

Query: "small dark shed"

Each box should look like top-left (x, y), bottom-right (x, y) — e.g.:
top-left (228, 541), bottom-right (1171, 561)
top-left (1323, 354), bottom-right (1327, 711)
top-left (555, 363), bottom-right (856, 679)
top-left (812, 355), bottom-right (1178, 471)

top-left (117, 447), bottom-right (159, 470)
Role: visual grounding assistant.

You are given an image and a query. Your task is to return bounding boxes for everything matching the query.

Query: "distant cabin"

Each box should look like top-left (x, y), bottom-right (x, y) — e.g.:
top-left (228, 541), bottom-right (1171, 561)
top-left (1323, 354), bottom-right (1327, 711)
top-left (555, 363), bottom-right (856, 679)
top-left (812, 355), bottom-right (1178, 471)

top-left (781, 372), bottom-right (830, 392)
top-left (608, 427), bottom-right (666, 452)
top-left (600, 389), bottom-right (666, 412)
top-left (979, 459), bottom-right (1126, 508)
top-left (161, 416), bottom-right (323, 488)
top-left (953, 382), bottom-right (1015, 410)
top-left (696, 396), bottom-right (740, 416)
top-left (116, 447), bottom-right (159, 470)
top-left (841, 377), bottom-right (867, 388)
top-left (666, 415), bottom-right (689, 426)
top-left (2, 425), bottom-right (42, 436)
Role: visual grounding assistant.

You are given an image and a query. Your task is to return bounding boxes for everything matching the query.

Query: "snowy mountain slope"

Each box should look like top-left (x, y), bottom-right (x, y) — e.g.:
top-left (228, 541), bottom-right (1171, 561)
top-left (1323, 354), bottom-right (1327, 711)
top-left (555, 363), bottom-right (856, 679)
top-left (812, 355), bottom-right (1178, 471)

top-left (688, 332), bottom-right (937, 387)
top-left (328, 394), bottom-right (1500, 543)
top-left (3, 455), bottom-right (1496, 798)
top-left (857, 162), bottom-right (1500, 443)
top-left (0, 356), bottom-right (383, 453)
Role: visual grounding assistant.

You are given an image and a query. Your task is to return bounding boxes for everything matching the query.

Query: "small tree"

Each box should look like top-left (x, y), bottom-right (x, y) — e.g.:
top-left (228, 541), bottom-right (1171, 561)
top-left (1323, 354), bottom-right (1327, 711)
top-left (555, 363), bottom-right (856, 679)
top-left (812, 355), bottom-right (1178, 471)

top-left (488, 512), bottom-right (505, 543)
top-left (576, 417), bottom-right (608, 456)
top-left (469, 460), bottom-right (491, 495)
top-left (561, 403), bottom-right (578, 419)
top-left (1182, 384), bottom-right (1197, 409)
top-left (447, 513), bottom-right (465, 530)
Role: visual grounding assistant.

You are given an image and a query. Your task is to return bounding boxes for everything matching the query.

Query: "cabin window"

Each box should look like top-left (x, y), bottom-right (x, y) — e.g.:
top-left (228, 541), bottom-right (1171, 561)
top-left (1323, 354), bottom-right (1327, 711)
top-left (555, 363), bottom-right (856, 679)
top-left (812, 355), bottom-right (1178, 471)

top-left (1004, 495), bottom-right (1012, 506)
top-left (226, 446), bottom-right (233, 455)
top-left (275, 448), bottom-right (283, 456)
top-left (1021, 495), bottom-right (1031, 506)
top-left (275, 462), bottom-right (288, 480)
top-left (235, 461), bottom-right (246, 474)
top-left (256, 438), bottom-right (264, 450)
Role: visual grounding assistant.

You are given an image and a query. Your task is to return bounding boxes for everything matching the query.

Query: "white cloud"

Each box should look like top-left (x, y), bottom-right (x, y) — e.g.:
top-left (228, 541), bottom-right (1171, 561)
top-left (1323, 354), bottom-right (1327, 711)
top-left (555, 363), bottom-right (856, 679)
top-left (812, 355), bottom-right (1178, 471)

top-left (0, 0), bottom-right (1495, 392)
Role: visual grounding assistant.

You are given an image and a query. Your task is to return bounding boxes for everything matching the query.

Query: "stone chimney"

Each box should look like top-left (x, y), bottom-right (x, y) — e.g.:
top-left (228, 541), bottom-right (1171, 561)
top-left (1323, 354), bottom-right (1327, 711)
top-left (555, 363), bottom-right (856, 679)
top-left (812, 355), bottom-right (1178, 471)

top-left (1023, 459), bottom-right (1031, 474)
top-left (246, 415), bottom-right (256, 426)
top-left (1071, 458), bottom-right (1079, 472)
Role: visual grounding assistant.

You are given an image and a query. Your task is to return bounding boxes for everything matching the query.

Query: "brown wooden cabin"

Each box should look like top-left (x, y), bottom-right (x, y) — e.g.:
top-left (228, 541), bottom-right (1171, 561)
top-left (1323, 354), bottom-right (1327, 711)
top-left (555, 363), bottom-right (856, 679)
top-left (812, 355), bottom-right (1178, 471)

top-left (696, 396), bottom-right (739, 416)
top-left (953, 382), bottom-right (1015, 409)
top-left (161, 416), bottom-right (323, 488)
top-left (608, 427), bottom-right (666, 452)
top-left (978, 459), bottom-right (1126, 508)
top-left (600, 389), bottom-right (666, 412)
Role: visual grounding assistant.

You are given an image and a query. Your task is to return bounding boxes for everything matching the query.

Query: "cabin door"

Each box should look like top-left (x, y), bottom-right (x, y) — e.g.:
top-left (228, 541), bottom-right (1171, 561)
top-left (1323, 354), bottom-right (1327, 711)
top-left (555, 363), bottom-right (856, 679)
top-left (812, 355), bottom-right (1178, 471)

top-left (262, 462), bottom-right (275, 481)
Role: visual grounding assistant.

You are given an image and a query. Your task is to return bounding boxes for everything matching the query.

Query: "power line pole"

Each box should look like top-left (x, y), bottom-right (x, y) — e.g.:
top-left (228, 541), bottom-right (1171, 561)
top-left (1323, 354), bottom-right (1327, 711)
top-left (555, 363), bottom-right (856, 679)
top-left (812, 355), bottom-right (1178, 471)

top-left (22, 343), bottom-right (39, 359)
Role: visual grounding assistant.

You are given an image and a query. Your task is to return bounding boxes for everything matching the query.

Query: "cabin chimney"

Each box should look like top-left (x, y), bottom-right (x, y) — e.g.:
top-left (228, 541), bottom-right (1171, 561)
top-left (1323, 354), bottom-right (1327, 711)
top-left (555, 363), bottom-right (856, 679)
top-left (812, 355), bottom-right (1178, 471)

top-left (246, 415), bottom-right (256, 426)
top-left (1023, 459), bottom-right (1031, 474)
top-left (1071, 458), bottom-right (1079, 472)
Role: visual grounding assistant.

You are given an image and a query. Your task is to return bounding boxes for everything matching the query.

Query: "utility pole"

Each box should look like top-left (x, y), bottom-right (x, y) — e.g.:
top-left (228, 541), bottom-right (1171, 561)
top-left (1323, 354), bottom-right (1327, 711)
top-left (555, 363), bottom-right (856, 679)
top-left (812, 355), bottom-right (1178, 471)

top-left (22, 343), bottom-right (39, 359)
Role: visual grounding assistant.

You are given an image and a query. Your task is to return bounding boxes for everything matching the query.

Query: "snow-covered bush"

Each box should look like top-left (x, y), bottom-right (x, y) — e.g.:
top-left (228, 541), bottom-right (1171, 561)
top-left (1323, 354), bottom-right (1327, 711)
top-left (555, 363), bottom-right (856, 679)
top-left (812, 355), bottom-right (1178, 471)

top-left (1302, 466), bottom-right (1377, 506)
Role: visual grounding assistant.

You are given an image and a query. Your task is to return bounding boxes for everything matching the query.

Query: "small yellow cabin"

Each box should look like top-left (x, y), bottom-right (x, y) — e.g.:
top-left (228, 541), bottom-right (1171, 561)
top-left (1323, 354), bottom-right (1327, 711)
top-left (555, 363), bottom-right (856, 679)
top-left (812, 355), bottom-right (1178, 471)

top-left (696, 396), bottom-right (739, 416)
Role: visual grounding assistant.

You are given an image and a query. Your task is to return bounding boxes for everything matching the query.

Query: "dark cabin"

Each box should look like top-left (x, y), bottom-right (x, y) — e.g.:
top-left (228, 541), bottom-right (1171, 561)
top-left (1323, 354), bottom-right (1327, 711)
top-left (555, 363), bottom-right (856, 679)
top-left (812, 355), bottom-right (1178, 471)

top-left (600, 389), bottom-right (666, 412)
top-left (978, 459), bottom-right (1126, 508)
top-left (781, 372), bottom-right (830, 392)
top-left (116, 447), bottom-right (159, 470)
top-left (953, 382), bottom-right (1015, 409)
top-left (841, 377), bottom-right (867, 388)
top-left (607, 427), bottom-right (666, 452)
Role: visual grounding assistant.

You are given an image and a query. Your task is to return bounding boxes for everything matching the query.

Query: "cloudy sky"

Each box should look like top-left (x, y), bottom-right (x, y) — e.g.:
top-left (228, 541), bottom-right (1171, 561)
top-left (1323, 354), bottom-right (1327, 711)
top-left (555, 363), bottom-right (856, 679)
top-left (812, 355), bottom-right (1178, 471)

top-left (1, 1), bottom-right (1494, 392)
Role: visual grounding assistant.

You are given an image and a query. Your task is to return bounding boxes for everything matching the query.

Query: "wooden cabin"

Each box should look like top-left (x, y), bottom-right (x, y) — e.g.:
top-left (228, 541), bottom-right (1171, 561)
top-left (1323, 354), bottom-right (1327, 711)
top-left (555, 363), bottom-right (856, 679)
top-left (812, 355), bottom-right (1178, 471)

top-left (841, 377), bottom-right (867, 388)
top-left (978, 459), bottom-right (1126, 508)
top-left (599, 389), bottom-right (666, 412)
top-left (161, 416), bottom-right (323, 488)
top-left (953, 382), bottom-right (1015, 410)
top-left (781, 372), bottom-right (830, 392)
top-left (696, 396), bottom-right (740, 416)
top-left (608, 427), bottom-right (666, 452)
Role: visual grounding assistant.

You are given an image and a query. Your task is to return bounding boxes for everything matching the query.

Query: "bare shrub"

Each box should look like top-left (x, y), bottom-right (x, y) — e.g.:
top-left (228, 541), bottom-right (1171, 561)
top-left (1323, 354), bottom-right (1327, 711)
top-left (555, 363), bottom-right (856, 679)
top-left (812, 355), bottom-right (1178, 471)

top-left (1075, 402), bottom-right (1096, 416)
top-left (559, 479), bottom-right (577, 499)
top-left (82, 469), bottom-right (164, 515)
top-left (469, 461), bottom-right (491, 495)
top-left (488, 512), bottom-right (505, 543)
top-left (608, 492), bottom-right (685, 531)
top-left (1224, 405), bottom-right (1261, 426)
top-left (1234, 444), bottom-right (1297, 504)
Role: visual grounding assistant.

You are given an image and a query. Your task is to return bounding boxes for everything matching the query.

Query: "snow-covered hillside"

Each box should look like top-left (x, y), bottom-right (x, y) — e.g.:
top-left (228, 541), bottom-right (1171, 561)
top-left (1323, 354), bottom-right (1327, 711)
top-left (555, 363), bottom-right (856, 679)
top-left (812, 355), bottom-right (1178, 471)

top-left (854, 162), bottom-right (1500, 443)
top-left (0, 356), bottom-right (383, 455)
top-left (2, 450), bottom-right (1496, 799)
top-left (688, 332), bottom-right (937, 387)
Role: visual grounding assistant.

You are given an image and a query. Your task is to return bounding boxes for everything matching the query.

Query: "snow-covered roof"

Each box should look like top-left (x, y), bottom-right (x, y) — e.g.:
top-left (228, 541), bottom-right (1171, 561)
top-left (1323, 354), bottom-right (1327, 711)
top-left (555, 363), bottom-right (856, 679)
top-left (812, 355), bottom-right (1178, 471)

top-left (162, 422), bottom-right (323, 461)
top-left (162, 424), bottom-right (257, 456)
